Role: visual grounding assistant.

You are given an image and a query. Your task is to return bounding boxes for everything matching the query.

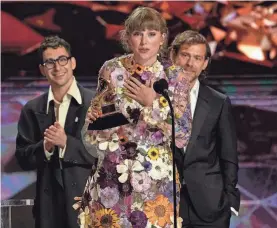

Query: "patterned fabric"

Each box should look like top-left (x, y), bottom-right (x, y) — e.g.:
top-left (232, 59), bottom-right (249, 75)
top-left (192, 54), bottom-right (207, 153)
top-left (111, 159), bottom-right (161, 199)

top-left (75, 54), bottom-right (192, 228)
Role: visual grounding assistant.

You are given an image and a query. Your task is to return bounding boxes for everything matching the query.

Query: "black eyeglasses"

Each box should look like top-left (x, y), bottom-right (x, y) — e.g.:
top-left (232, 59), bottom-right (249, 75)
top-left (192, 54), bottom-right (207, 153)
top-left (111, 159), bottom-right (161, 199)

top-left (42, 56), bottom-right (72, 69)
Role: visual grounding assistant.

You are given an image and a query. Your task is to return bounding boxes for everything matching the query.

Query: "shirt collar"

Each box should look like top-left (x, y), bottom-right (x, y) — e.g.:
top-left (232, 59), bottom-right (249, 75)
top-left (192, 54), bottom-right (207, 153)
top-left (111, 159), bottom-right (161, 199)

top-left (46, 77), bottom-right (82, 114)
top-left (190, 79), bottom-right (200, 99)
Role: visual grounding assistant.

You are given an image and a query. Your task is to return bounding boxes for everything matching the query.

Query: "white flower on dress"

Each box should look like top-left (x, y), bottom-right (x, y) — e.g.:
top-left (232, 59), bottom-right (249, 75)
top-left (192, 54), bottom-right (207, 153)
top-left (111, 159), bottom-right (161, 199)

top-left (116, 159), bottom-right (144, 183)
top-left (110, 67), bottom-right (128, 88)
top-left (143, 108), bottom-right (159, 125)
top-left (131, 201), bottom-right (144, 211)
top-left (97, 133), bottom-right (119, 152)
top-left (167, 167), bottom-right (175, 182)
top-left (131, 171), bottom-right (152, 192)
top-left (147, 157), bottom-right (169, 180)
top-left (89, 184), bottom-right (100, 201)
top-left (136, 152), bottom-right (145, 163)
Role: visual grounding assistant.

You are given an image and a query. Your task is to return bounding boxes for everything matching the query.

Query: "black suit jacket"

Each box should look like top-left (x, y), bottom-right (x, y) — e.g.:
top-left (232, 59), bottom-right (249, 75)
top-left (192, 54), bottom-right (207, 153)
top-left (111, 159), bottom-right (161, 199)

top-left (15, 84), bottom-right (96, 228)
top-left (176, 83), bottom-right (240, 222)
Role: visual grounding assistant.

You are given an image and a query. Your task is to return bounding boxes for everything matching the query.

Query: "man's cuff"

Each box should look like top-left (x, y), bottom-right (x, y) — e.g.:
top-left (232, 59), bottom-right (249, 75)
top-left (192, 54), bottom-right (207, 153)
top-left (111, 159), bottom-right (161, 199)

top-left (59, 145), bottom-right (66, 158)
top-left (231, 207), bottom-right (238, 216)
top-left (44, 140), bottom-right (54, 160)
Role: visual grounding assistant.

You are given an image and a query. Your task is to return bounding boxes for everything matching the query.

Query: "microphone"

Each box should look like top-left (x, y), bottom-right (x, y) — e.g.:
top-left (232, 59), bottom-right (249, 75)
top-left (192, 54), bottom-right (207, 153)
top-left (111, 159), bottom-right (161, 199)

top-left (153, 78), bottom-right (169, 97)
top-left (154, 78), bottom-right (178, 228)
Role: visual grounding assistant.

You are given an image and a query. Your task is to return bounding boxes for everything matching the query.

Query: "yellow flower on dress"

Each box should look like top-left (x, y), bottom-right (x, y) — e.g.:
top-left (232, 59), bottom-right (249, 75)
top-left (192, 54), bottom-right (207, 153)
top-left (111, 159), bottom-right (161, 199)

top-left (152, 61), bottom-right (162, 73)
top-left (116, 87), bottom-right (124, 95)
top-left (129, 69), bottom-right (135, 75)
top-left (94, 208), bottom-right (120, 228)
top-left (144, 194), bottom-right (174, 227)
top-left (135, 64), bottom-right (144, 74)
top-left (175, 112), bottom-right (182, 119)
top-left (159, 96), bottom-right (168, 107)
top-left (78, 206), bottom-right (92, 228)
top-left (147, 147), bottom-right (160, 160)
top-left (169, 65), bottom-right (176, 71)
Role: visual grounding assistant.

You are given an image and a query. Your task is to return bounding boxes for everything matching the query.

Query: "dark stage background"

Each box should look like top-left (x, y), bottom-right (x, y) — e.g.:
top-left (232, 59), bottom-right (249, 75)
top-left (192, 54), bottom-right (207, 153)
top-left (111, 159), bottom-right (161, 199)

top-left (1, 1), bottom-right (277, 228)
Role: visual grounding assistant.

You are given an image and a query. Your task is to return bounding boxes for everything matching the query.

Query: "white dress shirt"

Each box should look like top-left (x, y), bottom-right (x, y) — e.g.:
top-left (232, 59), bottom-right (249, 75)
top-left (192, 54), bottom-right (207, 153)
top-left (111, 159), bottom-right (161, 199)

top-left (44, 77), bottom-right (82, 159)
top-left (190, 79), bottom-right (200, 118)
top-left (185, 79), bottom-right (238, 216)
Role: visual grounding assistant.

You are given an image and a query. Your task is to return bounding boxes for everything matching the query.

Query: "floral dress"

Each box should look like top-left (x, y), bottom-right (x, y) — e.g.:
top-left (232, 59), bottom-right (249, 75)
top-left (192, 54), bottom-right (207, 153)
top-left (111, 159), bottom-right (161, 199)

top-left (75, 55), bottom-right (192, 228)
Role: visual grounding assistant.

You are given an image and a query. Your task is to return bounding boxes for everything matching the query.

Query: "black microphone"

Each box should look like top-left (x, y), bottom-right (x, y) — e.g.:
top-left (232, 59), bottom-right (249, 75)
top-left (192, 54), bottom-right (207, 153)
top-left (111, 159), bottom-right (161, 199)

top-left (153, 78), bottom-right (169, 96)
top-left (154, 78), bottom-right (178, 228)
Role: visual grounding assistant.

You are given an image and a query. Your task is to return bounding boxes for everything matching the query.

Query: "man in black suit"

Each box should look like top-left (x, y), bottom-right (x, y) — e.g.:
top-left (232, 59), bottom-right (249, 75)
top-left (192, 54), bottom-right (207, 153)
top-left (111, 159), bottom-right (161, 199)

top-left (15, 36), bottom-right (96, 228)
top-left (170, 30), bottom-right (240, 227)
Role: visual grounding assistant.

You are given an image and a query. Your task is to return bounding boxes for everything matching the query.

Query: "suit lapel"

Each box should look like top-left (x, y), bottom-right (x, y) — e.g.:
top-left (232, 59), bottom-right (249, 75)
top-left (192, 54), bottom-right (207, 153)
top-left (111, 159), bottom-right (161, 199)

top-left (185, 84), bottom-right (210, 159)
top-left (64, 84), bottom-right (88, 136)
top-left (64, 99), bottom-right (84, 136)
top-left (34, 93), bottom-right (55, 136)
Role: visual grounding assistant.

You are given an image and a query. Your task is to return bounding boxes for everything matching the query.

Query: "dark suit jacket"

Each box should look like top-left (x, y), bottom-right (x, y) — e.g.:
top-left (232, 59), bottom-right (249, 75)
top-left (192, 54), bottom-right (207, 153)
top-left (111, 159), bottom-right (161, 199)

top-left (176, 83), bottom-right (240, 222)
top-left (15, 84), bottom-right (96, 228)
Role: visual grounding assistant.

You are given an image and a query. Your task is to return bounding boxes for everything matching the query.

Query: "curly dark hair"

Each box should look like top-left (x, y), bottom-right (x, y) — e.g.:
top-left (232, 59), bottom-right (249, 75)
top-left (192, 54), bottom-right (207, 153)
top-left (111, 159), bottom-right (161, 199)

top-left (38, 35), bottom-right (71, 63)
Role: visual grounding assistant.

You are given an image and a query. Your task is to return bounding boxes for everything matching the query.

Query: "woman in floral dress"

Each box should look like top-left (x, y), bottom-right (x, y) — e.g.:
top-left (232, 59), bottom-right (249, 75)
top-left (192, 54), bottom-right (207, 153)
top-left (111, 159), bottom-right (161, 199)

top-left (75, 7), bottom-right (192, 228)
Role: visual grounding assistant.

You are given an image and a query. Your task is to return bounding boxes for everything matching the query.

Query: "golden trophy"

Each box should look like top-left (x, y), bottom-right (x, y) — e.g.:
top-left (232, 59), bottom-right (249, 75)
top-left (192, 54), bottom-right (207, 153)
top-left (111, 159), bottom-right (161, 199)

top-left (88, 78), bottom-right (128, 130)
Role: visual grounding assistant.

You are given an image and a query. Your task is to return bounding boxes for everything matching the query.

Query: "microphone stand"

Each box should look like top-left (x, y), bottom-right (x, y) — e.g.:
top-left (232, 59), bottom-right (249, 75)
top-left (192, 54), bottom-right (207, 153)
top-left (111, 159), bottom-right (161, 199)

top-left (162, 92), bottom-right (178, 228)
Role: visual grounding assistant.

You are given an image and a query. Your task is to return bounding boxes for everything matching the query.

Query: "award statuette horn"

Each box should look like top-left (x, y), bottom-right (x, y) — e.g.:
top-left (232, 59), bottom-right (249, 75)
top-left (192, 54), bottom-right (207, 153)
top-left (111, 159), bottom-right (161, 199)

top-left (88, 77), bottom-right (129, 130)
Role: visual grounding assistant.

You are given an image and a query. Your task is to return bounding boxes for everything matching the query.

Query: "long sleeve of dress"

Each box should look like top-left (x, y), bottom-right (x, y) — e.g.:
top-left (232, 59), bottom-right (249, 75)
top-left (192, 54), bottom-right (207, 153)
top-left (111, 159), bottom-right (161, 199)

top-left (81, 60), bottom-right (116, 159)
top-left (81, 58), bottom-right (143, 160)
top-left (141, 66), bottom-right (192, 148)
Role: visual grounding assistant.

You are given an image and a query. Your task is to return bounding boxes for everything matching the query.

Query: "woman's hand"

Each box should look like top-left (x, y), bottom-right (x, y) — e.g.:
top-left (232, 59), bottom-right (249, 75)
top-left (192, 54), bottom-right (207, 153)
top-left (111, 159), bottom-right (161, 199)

top-left (86, 108), bottom-right (101, 123)
top-left (123, 77), bottom-right (157, 107)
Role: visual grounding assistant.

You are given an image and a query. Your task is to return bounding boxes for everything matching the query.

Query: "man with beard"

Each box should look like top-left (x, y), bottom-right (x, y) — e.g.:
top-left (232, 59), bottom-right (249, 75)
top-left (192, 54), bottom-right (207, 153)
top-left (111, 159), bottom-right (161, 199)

top-left (169, 30), bottom-right (240, 228)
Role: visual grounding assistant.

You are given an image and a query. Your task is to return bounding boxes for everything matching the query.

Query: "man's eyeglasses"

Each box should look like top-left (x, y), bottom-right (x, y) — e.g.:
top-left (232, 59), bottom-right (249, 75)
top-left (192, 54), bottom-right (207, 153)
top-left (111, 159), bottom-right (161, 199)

top-left (42, 56), bottom-right (72, 69)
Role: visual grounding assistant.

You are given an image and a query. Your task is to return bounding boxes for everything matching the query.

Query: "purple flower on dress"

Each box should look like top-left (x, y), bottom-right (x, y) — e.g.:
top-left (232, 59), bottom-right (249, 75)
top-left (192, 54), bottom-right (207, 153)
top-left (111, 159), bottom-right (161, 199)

top-left (126, 106), bottom-right (141, 124)
top-left (121, 142), bottom-right (138, 160)
top-left (134, 122), bottom-right (147, 138)
top-left (132, 73), bottom-right (145, 84)
top-left (107, 151), bottom-right (121, 164)
top-left (131, 172), bottom-right (151, 193)
top-left (141, 190), bottom-right (156, 201)
top-left (150, 130), bottom-right (164, 145)
top-left (177, 112), bottom-right (191, 133)
top-left (142, 161), bottom-right (152, 171)
top-left (140, 71), bottom-right (152, 81)
top-left (159, 181), bottom-right (180, 203)
top-left (118, 179), bottom-right (133, 197)
top-left (152, 108), bottom-right (161, 120)
top-left (168, 79), bottom-right (177, 88)
top-left (100, 187), bottom-right (120, 208)
top-left (160, 58), bottom-right (172, 70)
top-left (129, 210), bottom-right (148, 228)
top-left (98, 159), bottom-right (119, 188)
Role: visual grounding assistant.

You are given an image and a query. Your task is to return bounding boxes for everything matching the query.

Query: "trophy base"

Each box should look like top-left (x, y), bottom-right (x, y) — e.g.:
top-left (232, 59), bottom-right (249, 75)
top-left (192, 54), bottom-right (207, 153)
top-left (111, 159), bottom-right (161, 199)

top-left (88, 112), bottom-right (129, 130)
